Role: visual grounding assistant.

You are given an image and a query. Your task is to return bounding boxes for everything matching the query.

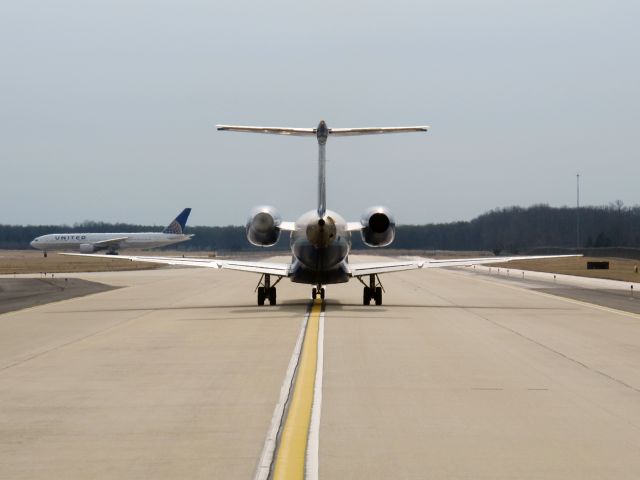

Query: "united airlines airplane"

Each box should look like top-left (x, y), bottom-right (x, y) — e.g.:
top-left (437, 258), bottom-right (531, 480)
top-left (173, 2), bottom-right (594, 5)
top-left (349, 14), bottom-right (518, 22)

top-left (32, 208), bottom-right (192, 256)
top-left (67, 121), bottom-right (577, 305)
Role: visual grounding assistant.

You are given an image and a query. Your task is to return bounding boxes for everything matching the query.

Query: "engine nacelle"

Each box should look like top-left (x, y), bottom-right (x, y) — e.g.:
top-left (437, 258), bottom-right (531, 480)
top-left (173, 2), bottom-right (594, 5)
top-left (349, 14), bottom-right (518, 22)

top-left (360, 206), bottom-right (395, 247)
top-left (79, 243), bottom-right (97, 253)
top-left (246, 206), bottom-right (282, 247)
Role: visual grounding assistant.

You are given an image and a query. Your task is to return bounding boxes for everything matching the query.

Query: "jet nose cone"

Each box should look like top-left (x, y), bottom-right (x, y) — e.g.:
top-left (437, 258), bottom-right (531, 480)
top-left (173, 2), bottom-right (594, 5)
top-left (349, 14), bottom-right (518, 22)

top-left (30, 240), bottom-right (35, 248)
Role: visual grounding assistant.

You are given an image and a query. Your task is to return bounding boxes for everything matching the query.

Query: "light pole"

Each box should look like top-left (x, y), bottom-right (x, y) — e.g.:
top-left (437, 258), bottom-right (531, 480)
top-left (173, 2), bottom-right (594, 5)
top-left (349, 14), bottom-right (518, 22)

top-left (576, 173), bottom-right (580, 250)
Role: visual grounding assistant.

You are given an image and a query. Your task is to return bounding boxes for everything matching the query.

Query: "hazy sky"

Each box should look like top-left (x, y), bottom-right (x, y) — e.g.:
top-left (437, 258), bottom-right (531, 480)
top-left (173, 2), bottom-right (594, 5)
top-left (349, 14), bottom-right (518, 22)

top-left (1, 0), bottom-right (638, 227)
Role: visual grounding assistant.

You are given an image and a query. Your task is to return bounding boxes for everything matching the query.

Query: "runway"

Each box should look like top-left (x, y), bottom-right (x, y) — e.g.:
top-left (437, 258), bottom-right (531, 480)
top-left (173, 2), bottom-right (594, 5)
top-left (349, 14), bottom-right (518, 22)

top-left (1, 259), bottom-right (640, 479)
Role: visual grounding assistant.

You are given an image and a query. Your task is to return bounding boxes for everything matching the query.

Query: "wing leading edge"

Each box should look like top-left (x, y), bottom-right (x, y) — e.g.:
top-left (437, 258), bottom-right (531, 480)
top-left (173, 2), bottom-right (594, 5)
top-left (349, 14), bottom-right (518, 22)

top-left (61, 253), bottom-right (292, 277)
top-left (348, 254), bottom-right (582, 277)
top-left (91, 237), bottom-right (130, 247)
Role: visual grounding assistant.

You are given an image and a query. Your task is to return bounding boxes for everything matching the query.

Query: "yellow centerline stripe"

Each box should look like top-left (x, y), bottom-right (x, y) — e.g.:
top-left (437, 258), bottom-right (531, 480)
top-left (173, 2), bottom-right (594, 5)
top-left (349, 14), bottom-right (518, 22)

top-left (272, 299), bottom-right (322, 480)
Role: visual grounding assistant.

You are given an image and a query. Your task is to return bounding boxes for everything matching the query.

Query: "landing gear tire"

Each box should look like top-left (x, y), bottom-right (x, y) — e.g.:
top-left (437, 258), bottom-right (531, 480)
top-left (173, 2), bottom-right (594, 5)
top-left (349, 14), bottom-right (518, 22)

top-left (43, 251), bottom-right (47, 258)
top-left (268, 287), bottom-right (277, 305)
top-left (363, 286), bottom-right (371, 305)
top-left (320, 287), bottom-right (325, 300)
top-left (374, 286), bottom-right (383, 306)
top-left (312, 287), bottom-right (317, 299)
top-left (257, 287), bottom-right (266, 306)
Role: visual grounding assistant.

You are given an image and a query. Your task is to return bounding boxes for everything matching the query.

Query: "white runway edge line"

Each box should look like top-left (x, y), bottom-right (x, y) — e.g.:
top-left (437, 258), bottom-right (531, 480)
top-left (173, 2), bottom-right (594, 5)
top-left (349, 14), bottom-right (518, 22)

top-left (254, 311), bottom-right (309, 480)
top-left (306, 310), bottom-right (325, 480)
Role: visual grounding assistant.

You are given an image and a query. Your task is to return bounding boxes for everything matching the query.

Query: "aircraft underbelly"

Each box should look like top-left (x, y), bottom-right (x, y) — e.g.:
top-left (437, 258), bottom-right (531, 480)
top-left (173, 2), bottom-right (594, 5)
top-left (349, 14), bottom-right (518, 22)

top-left (290, 237), bottom-right (350, 284)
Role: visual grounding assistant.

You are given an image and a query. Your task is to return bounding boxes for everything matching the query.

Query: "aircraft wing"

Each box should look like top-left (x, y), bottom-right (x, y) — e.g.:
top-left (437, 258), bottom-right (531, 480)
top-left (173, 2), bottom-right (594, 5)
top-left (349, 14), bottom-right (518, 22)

top-left (348, 260), bottom-right (423, 276)
top-left (91, 237), bottom-right (130, 247)
top-left (348, 254), bottom-right (581, 277)
top-left (216, 125), bottom-right (315, 136)
top-left (61, 253), bottom-right (292, 277)
top-left (420, 254), bottom-right (581, 268)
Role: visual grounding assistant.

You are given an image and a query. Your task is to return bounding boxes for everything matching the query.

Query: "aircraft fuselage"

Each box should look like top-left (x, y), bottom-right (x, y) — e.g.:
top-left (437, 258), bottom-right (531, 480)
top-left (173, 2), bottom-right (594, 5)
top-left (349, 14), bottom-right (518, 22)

top-left (289, 209), bottom-right (351, 285)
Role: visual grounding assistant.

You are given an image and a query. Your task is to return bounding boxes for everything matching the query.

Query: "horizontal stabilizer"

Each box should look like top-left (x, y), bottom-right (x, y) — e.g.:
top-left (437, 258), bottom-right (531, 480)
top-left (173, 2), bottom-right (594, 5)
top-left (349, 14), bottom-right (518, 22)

top-left (216, 125), bottom-right (315, 136)
top-left (217, 124), bottom-right (429, 137)
top-left (330, 126), bottom-right (429, 136)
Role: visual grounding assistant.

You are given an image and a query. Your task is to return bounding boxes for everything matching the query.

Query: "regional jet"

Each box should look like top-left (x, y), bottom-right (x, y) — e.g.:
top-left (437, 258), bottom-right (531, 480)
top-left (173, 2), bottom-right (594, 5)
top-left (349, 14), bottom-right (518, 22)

top-left (31, 208), bottom-right (193, 256)
top-left (66, 121), bottom-right (578, 305)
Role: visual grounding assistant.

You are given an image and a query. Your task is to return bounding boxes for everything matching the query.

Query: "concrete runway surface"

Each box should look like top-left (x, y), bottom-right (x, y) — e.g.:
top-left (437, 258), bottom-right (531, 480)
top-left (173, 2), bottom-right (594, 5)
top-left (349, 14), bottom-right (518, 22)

top-left (1, 257), bottom-right (640, 479)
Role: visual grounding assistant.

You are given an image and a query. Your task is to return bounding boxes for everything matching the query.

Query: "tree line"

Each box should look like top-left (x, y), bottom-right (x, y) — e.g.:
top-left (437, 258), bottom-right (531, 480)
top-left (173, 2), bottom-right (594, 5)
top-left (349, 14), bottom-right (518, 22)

top-left (2, 203), bottom-right (640, 253)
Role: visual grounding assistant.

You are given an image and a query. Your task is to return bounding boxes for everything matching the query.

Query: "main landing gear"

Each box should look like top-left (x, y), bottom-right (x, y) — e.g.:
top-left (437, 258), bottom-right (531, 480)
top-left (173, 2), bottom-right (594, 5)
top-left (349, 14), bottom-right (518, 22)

top-left (358, 274), bottom-right (383, 306)
top-left (311, 285), bottom-right (325, 300)
top-left (256, 274), bottom-right (281, 306)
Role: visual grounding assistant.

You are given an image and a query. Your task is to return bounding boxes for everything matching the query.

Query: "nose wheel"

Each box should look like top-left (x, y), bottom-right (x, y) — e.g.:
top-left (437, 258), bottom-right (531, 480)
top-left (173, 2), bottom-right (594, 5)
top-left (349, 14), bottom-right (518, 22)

top-left (311, 286), bottom-right (325, 300)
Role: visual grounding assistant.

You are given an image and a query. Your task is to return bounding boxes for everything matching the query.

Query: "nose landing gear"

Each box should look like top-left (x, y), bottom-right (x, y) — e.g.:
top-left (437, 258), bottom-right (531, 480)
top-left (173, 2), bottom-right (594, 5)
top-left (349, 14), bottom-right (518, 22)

top-left (311, 286), bottom-right (325, 300)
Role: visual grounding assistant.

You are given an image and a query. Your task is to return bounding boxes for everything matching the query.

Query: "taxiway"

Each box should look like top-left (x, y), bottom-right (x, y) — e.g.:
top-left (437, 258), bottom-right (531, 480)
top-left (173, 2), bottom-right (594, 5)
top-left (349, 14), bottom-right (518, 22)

top-left (1, 258), bottom-right (640, 479)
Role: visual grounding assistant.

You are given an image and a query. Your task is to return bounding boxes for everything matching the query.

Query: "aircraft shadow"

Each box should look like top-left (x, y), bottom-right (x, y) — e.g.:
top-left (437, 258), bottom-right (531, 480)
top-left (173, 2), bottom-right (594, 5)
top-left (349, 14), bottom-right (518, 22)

top-left (57, 301), bottom-right (573, 316)
top-left (57, 301), bottom-right (310, 315)
top-left (323, 301), bottom-right (574, 312)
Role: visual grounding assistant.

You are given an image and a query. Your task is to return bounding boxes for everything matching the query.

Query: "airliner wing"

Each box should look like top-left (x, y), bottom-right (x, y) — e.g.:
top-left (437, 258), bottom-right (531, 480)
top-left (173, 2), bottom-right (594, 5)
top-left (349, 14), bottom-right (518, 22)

top-left (348, 260), bottom-right (423, 276)
top-left (62, 253), bottom-right (292, 277)
top-left (348, 254), bottom-right (581, 277)
top-left (91, 237), bottom-right (129, 247)
top-left (420, 254), bottom-right (581, 268)
top-left (216, 125), bottom-right (315, 136)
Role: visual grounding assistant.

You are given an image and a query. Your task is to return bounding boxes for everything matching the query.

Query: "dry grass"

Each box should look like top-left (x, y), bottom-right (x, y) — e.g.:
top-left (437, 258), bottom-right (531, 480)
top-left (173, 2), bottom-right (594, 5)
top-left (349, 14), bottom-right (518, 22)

top-left (0, 250), bottom-right (164, 274)
top-left (492, 256), bottom-right (640, 283)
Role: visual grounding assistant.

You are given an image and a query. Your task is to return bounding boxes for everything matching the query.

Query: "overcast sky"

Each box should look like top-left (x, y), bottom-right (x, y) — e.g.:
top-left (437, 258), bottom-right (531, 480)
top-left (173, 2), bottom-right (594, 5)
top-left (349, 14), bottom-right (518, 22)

top-left (1, 0), bottom-right (638, 227)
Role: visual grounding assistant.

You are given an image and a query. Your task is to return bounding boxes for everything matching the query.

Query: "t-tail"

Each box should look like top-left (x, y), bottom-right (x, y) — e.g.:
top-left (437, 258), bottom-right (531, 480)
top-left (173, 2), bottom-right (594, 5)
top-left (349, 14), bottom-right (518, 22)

top-left (163, 208), bottom-right (192, 234)
top-left (216, 120), bottom-right (429, 217)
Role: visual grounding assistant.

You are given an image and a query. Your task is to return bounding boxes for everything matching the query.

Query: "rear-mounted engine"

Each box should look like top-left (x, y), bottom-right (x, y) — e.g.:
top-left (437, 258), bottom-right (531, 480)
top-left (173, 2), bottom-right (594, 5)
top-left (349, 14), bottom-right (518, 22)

top-left (360, 206), bottom-right (395, 247)
top-left (246, 206), bottom-right (283, 247)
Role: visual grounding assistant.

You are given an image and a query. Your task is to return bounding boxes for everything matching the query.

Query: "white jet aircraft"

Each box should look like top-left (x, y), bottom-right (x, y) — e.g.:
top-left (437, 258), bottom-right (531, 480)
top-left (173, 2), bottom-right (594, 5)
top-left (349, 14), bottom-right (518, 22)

top-left (66, 121), bottom-right (578, 305)
top-left (32, 208), bottom-right (193, 256)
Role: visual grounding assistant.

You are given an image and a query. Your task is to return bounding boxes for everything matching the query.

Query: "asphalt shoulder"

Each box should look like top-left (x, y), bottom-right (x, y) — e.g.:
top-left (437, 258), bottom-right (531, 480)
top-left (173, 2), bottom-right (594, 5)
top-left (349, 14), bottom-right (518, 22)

top-left (0, 277), bottom-right (117, 315)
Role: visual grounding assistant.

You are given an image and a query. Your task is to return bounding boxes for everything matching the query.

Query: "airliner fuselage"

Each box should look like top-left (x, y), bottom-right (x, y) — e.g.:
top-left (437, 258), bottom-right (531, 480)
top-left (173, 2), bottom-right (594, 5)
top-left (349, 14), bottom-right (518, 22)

top-left (289, 209), bottom-right (351, 285)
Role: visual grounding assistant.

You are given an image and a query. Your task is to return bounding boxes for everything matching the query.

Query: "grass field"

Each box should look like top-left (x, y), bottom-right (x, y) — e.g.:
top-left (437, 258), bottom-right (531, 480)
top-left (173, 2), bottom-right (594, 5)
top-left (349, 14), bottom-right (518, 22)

top-left (0, 250), bottom-right (165, 275)
top-left (492, 256), bottom-right (640, 283)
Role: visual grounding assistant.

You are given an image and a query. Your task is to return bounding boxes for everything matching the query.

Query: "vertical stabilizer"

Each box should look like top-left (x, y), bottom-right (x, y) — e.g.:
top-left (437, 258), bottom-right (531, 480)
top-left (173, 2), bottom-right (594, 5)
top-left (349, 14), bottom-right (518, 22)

top-left (163, 208), bottom-right (191, 234)
top-left (316, 120), bottom-right (328, 217)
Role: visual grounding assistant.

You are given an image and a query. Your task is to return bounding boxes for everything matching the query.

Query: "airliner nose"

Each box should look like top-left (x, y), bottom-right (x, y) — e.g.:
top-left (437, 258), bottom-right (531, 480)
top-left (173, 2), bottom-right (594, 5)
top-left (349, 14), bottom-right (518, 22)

top-left (30, 240), bottom-right (35, 248)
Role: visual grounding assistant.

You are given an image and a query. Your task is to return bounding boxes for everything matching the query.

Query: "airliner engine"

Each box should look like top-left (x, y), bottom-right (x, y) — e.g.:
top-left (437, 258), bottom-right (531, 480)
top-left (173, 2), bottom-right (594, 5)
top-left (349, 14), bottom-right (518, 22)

top-left (79, 243), bottom-right (97, 253)
top-left (360, 206), bottom-right (395, 247)
top-left (246, 206), bottom-right (282, 247)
